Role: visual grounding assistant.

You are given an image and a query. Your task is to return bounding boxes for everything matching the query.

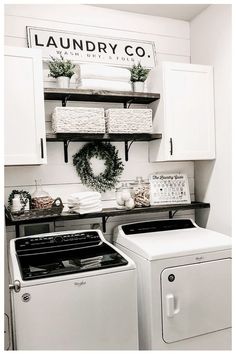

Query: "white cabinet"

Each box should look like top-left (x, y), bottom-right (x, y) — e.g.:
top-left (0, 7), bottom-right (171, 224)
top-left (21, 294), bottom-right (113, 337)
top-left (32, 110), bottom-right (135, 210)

top-left (4, 46), bottom-right (47, 165)
top-left (149, 62), bottom-right (215, 161)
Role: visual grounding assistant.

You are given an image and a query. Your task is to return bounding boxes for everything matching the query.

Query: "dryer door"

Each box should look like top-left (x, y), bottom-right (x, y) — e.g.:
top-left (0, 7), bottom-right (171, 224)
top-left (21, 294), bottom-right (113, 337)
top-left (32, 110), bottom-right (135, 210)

top-left (161, 258), bottom-right (231, 343)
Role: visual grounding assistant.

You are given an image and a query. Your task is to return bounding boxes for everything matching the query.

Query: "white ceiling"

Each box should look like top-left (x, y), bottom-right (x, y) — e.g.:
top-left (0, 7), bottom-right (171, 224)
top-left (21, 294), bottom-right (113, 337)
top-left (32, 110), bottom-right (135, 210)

top-left (92, 4), bottom-right (209, 21)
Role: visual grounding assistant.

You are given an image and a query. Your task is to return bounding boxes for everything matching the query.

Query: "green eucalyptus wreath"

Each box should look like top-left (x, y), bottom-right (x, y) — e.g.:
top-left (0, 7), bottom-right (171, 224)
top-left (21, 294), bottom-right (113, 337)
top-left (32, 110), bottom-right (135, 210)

top-left (73, 142), bottom-right (124, 193)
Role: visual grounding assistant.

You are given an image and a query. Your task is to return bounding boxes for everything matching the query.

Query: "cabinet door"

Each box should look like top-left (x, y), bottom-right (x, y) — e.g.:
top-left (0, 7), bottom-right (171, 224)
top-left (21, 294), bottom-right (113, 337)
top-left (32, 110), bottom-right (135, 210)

top-left (161, 259), bottom-right (231, 343)
top-left (164, 62), bottom-right (215, 160)
top-left (4, 47), bottom-right (47, 165)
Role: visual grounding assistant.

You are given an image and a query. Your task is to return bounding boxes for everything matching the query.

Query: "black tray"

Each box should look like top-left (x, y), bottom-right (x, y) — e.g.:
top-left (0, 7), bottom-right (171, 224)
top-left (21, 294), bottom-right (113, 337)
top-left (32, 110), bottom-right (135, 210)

top-left (5, 198), bottom-right (64, 222)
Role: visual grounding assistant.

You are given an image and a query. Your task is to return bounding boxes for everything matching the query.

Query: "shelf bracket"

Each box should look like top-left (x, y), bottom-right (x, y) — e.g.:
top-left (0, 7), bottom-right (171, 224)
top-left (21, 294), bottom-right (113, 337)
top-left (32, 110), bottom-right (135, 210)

top-left (102, 216), bottom-right (110, 233)
top-left (124, 140), bottom-right (134, 161)
top-left (169, 210), bottom-right (178, 219)
top-left (62, 95), bottom-right (71, 107)
top-left (123, 99), bottom-right (133, 109)
top-left (63, 140), bottom-right (70, 163)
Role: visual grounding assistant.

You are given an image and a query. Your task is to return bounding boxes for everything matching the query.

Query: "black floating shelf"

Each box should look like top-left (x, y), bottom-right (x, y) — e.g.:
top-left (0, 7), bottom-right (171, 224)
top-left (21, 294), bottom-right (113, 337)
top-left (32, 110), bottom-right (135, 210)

top-left (44, 88), bottom-right (160, 106)
top-left (46, 133), bottom-right (162, 163)
top-left (46, 133), bottom-right (162, 142)
top-left (6, 202), bottom-right (210, 236)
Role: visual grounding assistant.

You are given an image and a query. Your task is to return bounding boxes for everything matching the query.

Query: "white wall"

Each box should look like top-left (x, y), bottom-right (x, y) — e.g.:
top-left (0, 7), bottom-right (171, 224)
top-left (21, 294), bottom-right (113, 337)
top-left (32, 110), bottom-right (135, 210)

top-left (4, 4), bottom-right (195, 242)
top-left (190, 5), bottom-right (232, 235)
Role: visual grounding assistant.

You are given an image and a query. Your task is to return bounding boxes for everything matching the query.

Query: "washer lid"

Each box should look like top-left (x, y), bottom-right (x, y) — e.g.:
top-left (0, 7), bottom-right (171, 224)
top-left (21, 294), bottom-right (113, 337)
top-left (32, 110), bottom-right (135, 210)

top-left (115, 220), bottom-right (232, 260)
top-left (10, 230), bottom-right (136, 283)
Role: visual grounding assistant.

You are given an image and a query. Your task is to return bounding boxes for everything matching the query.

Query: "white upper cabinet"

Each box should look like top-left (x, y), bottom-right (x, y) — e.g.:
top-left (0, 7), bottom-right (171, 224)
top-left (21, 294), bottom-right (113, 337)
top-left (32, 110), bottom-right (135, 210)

top-left (4, 46), bottom-right (47, 165)
top-left (149, 62), bottom-right (215, 161)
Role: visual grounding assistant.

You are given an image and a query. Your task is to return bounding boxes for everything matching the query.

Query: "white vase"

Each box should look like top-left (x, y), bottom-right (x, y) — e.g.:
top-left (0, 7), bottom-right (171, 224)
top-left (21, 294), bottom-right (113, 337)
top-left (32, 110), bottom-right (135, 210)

top-left (57, 76), bottom-right (70, 89)
top-left (133, 81), bottom-right (144, 92)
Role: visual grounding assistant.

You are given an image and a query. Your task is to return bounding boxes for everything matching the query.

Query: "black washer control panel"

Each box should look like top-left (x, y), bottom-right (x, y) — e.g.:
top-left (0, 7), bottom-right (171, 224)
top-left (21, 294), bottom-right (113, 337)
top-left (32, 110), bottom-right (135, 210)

top-left (15, 231), bottom-right (101, 253)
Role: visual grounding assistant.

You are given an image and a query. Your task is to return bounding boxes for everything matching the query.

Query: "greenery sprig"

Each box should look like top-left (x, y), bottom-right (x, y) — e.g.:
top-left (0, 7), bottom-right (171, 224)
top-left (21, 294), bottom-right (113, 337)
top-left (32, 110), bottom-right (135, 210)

top-left (48, 54), bottom-right (75, 79)
top-left (129, 62), bottom-right (150, 82)
top-left (73, 142), bottom-right (124, 193)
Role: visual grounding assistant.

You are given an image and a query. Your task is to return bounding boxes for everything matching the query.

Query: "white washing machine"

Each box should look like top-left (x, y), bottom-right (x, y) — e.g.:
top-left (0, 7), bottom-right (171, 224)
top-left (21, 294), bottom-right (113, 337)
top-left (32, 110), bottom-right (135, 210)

top-left (113, 219), bottom-right (232, 350)
top-left (9, 230), bottom-right (138, 350)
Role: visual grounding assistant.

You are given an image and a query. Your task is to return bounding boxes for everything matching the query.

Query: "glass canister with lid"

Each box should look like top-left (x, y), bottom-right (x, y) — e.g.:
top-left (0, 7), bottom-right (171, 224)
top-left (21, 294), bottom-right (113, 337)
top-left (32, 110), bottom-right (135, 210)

top-left (115, 182), bottom-right (135, 210)
top-left (131, 177), bottom-right (150, 207)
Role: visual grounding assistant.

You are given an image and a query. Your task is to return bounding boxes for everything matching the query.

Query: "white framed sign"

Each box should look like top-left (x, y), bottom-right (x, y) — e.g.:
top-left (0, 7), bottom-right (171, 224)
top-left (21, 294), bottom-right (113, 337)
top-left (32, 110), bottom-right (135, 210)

top-left (149, 174), bottom-right (191, 205)
top-left (26, 26), bottom-right (157, 68)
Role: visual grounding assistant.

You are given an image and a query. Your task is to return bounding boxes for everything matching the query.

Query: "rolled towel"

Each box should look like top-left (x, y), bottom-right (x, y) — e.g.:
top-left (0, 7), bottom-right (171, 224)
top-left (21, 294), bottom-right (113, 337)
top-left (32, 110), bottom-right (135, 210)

top-left (78, 64), bottom-right (131, 82)
top-left (77, 79), bottom-right (132, 92)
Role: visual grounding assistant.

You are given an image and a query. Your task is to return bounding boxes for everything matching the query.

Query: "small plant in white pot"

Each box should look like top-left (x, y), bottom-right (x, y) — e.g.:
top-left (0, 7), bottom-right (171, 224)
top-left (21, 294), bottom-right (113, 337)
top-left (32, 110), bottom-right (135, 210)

top-left (48, 54), bottom-right (75, 88)
top-left (129, 62), bottom-right (150, 92)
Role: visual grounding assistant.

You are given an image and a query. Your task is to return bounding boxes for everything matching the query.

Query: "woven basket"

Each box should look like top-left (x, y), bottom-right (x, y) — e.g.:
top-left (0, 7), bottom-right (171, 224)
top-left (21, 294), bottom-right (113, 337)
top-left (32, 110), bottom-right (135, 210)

top-left (105, 109), bottom-right (153, 133)
top-left (52, 107), bottom-right (105, 133)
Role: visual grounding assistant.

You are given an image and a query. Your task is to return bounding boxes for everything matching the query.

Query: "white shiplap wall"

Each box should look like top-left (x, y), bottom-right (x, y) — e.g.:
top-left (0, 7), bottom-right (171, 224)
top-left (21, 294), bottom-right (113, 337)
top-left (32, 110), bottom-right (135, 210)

top-left (4, 4), bottom-right (194, 241)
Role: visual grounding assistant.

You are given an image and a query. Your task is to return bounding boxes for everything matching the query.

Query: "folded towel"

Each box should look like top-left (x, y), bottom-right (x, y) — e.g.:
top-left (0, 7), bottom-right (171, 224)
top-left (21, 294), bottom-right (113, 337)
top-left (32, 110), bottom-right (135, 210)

top-left (78, 64), bottom-right (131, 82)
top-left (68, 197), bottom-right (101, 205)
top-left (68, 199), bottom-right (102, 210)
top-left (73, 202), bottom-right (102, 210)
top-left (68, 192), bottom-right (101, 202)
top-left (79, 200), bottom-right (102, 209)
top-left (68, 203), bottom-right (102, 212)
top-left (78, 79), bottom-right (132, 92)
top-left (79, 200), bottom-right (102, 208)
top-left (71, 206), bottom-right (103, 214)
top-left (78, 207), bottom-right (103, 214)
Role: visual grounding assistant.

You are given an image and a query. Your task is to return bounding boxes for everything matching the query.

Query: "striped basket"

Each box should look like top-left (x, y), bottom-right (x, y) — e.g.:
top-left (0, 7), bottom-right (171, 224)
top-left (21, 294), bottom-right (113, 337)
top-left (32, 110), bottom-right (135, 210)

top-left (105, 108), bottom-right (153, 133)
top-left (52, 107), bottom-right (105, 133)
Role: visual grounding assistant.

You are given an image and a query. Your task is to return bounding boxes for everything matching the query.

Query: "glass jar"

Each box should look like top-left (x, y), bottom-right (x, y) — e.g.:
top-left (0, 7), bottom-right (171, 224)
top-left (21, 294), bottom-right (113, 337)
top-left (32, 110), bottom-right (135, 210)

top-left (115, 183), bottom-right (135, 210)
top-left (131, 177), bottom-right (150, 207)
top-left (31, 179), bottom-right (54, 209)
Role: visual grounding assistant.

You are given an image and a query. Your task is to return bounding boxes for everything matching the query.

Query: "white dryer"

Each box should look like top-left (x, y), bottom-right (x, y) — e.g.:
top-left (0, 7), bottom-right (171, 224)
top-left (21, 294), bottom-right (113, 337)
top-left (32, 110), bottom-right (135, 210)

top-left (113, 219), bottom-right (232, 350)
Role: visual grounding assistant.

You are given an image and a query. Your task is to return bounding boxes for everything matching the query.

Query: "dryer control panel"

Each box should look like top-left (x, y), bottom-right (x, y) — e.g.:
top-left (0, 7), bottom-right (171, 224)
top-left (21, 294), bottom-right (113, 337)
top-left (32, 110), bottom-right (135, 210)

top-left (122, 219), bottom-right (195, 235)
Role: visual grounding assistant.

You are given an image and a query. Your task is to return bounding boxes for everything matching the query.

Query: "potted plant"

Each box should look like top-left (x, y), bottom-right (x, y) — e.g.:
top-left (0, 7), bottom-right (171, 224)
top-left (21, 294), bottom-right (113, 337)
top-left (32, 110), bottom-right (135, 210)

top-left (48, 54), bottom-right (75, 88)
top-left (129, 62), bottom-right (150, 92)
